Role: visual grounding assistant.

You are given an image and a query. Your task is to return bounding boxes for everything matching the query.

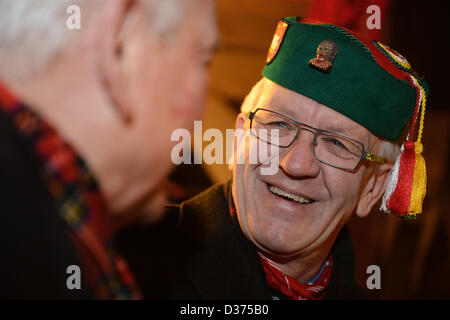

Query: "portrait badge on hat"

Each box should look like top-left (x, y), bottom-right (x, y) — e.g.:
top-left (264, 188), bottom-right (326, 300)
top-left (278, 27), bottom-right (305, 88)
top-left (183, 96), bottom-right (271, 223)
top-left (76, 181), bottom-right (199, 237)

top-left (266, 21), bottom-right (289, 64)
top-left (309, 40), bottom-right (338, 73)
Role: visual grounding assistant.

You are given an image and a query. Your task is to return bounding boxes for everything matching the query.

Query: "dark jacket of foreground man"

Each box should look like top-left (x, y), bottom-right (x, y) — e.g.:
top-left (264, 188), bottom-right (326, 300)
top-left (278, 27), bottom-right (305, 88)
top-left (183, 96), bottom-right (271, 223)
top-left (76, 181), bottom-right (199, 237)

top-left (117, 182), bottom-right (365, 299)
top-left (0, 111), bottom-right (93, 299)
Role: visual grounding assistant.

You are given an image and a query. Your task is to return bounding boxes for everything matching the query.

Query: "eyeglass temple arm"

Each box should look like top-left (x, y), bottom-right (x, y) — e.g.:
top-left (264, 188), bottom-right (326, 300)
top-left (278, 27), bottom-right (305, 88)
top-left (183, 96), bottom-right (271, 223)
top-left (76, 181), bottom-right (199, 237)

top-left (365, 153), bottom-right (385, 164)
top-left (249, 110), bottom-right (385, 165)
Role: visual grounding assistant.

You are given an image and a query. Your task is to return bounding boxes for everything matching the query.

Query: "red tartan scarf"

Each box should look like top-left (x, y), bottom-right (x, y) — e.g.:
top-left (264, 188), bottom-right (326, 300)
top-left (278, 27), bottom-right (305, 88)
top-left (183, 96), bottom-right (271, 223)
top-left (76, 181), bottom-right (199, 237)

top-left (258, 252), bottom-right (333, 300)
top-left (0, 83), bottom-right (141, 299)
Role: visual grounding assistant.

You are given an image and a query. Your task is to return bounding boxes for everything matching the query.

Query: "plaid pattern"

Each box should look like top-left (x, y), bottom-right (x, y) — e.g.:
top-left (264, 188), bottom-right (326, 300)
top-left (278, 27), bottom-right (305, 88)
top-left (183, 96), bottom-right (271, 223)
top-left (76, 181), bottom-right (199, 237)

top-left (0, 83), bottom-right (141, 299)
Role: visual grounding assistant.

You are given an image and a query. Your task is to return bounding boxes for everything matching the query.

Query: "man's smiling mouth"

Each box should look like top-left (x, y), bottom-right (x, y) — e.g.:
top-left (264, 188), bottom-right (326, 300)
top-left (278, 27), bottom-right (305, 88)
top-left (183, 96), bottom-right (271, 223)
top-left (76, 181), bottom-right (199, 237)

top-left (268, 185), bottom-right (313, 204)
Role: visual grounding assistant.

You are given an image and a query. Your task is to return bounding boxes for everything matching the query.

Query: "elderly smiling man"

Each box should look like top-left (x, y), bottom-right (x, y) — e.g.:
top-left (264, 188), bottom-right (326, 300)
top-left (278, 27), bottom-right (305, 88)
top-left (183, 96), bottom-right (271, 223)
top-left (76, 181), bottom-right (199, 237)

top-left (119, 17), bottom-right (428, 300)
top-left (0, 0), bottom-right (217, 299)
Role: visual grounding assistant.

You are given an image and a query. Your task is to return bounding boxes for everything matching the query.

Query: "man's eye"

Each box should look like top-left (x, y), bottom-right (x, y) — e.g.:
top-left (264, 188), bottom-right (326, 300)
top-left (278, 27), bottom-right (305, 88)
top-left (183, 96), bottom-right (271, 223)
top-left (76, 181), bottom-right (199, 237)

top-left (200, 58), bottom-right (211, 68)
top-left (197, 53), bottom-right (212, 68)
top-left (267, 121), bottom-right (292, 129)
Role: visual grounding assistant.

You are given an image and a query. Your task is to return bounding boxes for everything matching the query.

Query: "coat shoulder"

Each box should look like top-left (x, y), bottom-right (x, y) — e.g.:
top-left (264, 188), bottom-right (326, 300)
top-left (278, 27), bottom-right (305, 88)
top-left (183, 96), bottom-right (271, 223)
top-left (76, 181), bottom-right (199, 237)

top-left (178, 183), bottom-right (231, 244)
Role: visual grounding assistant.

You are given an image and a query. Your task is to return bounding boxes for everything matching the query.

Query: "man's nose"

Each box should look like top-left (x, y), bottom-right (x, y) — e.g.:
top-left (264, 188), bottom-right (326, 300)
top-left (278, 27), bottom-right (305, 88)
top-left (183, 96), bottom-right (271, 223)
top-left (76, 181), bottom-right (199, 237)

top-left (279, 130), bottom-right (320, 178)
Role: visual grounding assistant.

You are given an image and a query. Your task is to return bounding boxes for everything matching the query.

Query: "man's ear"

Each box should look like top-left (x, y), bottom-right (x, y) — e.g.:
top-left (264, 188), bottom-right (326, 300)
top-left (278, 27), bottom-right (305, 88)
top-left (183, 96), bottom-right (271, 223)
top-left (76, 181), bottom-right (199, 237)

top-left (355, 163), bottom-right (393, 218)
top-left (228, 113), bottom-right (247, 171)
top-left (96, 0), bottom-right (138, 124)
top-left (235, 112), bottom-right (247, 130)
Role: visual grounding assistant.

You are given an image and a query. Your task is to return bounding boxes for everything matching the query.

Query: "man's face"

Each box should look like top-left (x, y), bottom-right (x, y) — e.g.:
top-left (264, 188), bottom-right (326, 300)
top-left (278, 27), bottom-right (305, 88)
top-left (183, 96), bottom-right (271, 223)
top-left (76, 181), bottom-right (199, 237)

top-left (112, 0), bottom-right (217, 218)
top-left (317, 42), bottom-right (333, 61)
top-left (232, 79), bottom-right (378, 258)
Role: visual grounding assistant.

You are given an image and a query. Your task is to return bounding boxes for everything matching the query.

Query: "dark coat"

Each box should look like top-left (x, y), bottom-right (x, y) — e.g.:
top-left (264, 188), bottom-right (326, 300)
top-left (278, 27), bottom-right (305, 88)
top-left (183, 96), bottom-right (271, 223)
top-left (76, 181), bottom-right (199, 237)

top-left (117, 182), bottom-right (365, 299)
top-left (0, 111), bottom-right (92, 299)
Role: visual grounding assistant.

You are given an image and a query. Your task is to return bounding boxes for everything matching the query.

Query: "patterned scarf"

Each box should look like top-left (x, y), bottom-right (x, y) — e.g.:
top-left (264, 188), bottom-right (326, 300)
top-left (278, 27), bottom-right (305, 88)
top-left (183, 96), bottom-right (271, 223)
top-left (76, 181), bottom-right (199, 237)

top-left (0, 83), bottom-right (141, 299)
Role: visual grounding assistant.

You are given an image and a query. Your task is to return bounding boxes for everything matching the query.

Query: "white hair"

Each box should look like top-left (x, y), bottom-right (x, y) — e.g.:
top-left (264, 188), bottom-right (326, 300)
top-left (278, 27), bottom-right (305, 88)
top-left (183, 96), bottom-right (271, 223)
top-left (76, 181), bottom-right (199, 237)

top-left (376, 139), bottom-right (401, 164)
top-left (0, 0), bottom-right (188, 80)
top-left (241, 78), bottom-right (401, 163)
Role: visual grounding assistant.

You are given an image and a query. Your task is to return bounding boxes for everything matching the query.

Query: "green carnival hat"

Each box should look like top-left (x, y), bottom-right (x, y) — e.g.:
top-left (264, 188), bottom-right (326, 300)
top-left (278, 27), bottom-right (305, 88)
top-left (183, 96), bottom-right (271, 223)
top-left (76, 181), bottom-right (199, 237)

top-left (262, 17), bottom-right (429, 141)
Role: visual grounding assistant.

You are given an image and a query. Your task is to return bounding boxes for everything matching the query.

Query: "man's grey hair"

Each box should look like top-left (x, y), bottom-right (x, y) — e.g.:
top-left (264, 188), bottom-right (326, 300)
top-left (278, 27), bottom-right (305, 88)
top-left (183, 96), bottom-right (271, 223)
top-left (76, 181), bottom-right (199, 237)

top-left (0, 0), bottom-right (188, 80)
top-left (241, 78), bottom-right (401, 164)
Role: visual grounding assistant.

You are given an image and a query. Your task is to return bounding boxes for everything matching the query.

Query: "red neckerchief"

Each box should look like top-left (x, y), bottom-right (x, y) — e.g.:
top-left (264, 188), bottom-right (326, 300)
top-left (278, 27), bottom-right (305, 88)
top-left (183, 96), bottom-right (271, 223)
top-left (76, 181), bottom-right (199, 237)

top-left (0, 82), bottom-right (141, 299)
top-left (258, 252), bottom-right (333, 300)
top-left (225, 180), bottom-right (333, 300)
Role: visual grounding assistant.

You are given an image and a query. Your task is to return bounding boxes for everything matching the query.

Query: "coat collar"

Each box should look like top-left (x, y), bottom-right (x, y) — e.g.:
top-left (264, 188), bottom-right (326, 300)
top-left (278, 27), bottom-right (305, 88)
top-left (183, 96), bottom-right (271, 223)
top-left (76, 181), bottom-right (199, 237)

top-left (178, 183), bottom-right (272, 299)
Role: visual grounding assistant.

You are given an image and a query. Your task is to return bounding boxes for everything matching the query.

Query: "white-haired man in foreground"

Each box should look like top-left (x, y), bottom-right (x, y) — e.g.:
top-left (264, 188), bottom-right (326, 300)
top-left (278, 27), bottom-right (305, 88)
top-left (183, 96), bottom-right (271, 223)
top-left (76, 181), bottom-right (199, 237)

top-left (0, 0), bottom-right (217, 299)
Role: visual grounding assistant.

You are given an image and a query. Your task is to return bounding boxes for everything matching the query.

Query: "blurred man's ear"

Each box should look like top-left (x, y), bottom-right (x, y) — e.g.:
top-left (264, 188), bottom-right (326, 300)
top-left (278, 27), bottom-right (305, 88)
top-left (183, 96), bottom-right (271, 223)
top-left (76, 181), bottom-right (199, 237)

top-left (96, 0), bottom-right (139, 125)
top-left (355, 163), bottom-right (393, 218)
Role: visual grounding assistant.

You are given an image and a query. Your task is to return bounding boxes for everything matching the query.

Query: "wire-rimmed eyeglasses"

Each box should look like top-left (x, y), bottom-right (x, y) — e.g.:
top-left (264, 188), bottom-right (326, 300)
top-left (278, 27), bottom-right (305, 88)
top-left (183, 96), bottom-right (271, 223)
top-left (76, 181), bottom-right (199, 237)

top-left (248, 108), bottom-right (385, 171)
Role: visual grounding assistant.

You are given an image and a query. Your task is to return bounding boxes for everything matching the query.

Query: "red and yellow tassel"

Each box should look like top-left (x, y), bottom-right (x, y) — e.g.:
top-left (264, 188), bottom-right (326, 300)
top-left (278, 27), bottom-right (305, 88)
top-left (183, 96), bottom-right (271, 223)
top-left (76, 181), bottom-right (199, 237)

top-left (380, 74), bottom-right (427, 219)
